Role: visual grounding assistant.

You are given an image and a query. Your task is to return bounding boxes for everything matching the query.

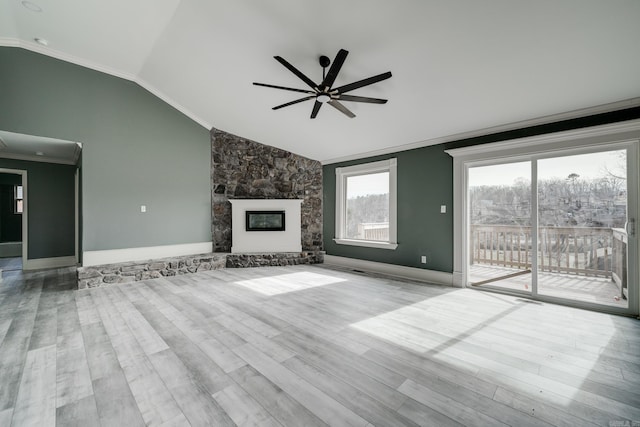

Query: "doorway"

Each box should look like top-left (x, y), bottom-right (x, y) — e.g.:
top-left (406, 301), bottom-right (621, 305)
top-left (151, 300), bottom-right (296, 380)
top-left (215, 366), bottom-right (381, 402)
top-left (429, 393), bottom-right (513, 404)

top-left (447, 120), bottom-right (640, 315)
top-left (467, 146), bottom-right (635, 311)
top-left (0, 170), bottom-right (27, 273)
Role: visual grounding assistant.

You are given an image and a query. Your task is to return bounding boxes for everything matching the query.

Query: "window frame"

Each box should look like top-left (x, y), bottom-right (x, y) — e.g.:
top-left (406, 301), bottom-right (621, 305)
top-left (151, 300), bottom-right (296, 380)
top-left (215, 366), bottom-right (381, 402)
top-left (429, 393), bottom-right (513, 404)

top-left (334, 158), bottom-right (398, 250)
top-left (14, 184), bottom-right (23, 214)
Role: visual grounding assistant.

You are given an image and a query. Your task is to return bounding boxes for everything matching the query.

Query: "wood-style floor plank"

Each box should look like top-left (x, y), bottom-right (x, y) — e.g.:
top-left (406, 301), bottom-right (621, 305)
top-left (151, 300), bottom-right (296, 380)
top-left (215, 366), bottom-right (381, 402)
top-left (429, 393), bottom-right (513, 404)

top-left (55, 395), bottom-right (100, 427)
top-left (228, 365), bottom-right (327, 427)
top-left (11, 344), bottom-right (57, 427)
top-left (1, 264), bottom-right (639, 426)
top-left (233, 342), bottom-right (369, 427)
top-left (212, 383), bottom-right (282, 427)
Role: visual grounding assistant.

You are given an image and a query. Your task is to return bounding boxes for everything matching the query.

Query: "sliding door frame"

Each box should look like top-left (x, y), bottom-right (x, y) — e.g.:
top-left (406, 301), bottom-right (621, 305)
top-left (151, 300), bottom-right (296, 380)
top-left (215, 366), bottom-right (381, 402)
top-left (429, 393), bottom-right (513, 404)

top-left (446, 119), bottom-right (640, 315)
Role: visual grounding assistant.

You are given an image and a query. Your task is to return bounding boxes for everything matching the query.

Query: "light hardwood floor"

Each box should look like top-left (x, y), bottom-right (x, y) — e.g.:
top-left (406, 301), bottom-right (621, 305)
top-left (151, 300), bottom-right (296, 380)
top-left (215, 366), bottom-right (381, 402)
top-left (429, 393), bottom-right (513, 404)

top-left (1, 264), bottom-right (639, 426)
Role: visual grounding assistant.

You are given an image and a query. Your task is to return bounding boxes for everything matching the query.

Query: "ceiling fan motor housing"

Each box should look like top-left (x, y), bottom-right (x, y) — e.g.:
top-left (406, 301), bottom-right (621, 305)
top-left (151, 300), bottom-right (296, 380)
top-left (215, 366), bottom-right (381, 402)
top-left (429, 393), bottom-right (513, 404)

top-left (319, 55), bottom-right (331, 68)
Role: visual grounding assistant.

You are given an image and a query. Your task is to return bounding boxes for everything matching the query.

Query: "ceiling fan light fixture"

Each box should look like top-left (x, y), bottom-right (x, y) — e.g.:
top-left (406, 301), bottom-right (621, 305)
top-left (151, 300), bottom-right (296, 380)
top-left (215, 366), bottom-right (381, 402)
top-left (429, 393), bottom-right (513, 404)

top-left (316, 94), bottom-right (331, 103)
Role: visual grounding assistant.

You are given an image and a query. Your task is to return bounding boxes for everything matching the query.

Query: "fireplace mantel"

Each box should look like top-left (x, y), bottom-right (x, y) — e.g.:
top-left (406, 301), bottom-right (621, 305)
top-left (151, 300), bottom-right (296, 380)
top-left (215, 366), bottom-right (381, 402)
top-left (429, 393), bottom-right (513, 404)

top-left (229, 199), bottom-right (303, 253)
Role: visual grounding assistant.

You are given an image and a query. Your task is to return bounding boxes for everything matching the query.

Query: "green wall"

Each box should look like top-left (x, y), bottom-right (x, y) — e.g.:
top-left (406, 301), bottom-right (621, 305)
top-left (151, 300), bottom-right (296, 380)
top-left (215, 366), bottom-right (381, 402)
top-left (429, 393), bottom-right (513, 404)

top-left (0, 47), bottom-right (211, 253)
top-left (324, 146), bottom-right (454, 272)
top-left (0, 160), bottom-right (75, 259)
top-left (323, 107), bottom-right (640, 273)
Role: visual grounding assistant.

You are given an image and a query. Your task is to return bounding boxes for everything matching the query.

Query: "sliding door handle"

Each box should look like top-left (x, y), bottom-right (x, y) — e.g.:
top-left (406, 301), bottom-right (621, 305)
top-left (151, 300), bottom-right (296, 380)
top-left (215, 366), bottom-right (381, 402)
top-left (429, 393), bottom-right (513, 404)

top-left (626, 218), bottom-right (635, 237)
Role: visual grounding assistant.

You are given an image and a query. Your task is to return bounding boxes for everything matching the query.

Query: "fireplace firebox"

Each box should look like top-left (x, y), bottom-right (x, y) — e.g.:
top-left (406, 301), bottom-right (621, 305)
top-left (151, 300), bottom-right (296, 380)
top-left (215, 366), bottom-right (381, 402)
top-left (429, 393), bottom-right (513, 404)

top-left (245, 210), bottom-right (285, 231)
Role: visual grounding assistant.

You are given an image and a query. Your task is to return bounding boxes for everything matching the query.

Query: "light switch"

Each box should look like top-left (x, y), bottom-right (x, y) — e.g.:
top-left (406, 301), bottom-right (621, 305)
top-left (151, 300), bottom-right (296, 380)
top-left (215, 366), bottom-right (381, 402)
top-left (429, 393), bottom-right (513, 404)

top-left (440, 205), bottom-right (446, 214)
top-left (140, 205), bottom-right (147, 213)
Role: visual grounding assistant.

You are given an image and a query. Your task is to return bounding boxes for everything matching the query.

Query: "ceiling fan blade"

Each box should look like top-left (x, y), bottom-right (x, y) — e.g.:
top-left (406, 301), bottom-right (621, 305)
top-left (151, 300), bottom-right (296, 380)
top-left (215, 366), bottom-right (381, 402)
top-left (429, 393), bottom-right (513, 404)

top-left (310, 101), bottom-right (322, 119)
top-left (328, 100), bottom-right (355, 118)
top-left (338, 95), bottom-right (388, 104)
top-left (253, 82), bottom-right (315, 95)
top-left (333, 71), bottom-right (392, 94)
top-left (274, 56), bottom-right (318, 90)
top-left (321, 49), bottom-right (348, 90)
top-left (272, 96), bottom-right (315, 110)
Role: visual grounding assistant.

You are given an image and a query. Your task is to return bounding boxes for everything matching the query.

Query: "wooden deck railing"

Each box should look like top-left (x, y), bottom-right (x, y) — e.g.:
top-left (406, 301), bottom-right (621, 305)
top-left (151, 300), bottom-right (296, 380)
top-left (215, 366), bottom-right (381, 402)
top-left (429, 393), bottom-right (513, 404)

top-left (612, 227), bottom-right (628, 298)
top-left (357, 222), bottom-right (389, 241)
top-left (470, 225), bottom-right (625, 279)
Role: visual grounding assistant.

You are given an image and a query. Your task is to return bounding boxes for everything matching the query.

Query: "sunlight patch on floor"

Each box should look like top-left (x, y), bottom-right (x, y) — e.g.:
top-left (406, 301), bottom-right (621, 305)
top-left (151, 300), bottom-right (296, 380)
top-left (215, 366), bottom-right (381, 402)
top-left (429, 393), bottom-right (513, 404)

top-left (349, 289), bottom-right (614, 404)
top-left (234, 272), bottom-right (347, 295)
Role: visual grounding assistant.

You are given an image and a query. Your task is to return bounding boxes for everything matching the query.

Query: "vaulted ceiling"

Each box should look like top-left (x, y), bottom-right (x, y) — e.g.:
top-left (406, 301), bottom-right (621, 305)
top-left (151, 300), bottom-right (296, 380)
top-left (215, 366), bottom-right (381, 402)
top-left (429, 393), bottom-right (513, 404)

top-left (2, 0), bottom-right (639, 163)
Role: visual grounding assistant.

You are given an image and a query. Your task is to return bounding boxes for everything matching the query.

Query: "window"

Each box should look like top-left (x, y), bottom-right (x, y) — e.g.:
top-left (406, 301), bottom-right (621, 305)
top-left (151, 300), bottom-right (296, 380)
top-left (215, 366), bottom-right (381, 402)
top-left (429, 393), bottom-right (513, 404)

top-left (14, 185), bottom-right (23, 214)
top-left (335, 158), bottom-right (397, 249)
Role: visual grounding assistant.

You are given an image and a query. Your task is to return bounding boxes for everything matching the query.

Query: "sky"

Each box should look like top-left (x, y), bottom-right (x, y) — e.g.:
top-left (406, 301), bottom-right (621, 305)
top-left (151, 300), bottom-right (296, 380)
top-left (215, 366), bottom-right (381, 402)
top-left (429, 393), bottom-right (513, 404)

top-left (469, 149), bottom-right (626, 187)
top-left (347, 172), bottom-right (389, 197)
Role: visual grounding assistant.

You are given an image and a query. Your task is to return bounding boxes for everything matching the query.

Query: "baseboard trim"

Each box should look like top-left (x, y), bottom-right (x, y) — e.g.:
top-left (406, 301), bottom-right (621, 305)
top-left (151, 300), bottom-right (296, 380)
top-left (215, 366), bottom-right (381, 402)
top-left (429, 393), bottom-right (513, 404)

top-left (23, 256), bottom-right (77, 270)
top-left (82, 242), bottom-right (213, 267)
top-left (323, 255), bottom-right (454, 287)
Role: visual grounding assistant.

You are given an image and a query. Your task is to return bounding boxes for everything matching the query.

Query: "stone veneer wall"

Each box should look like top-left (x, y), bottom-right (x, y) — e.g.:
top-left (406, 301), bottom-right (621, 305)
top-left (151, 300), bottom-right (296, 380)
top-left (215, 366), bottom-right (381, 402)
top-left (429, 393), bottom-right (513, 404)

top-left (211, 128), bottom-right (323, 252)
top-left (77, 251), bottom-right (324, 289)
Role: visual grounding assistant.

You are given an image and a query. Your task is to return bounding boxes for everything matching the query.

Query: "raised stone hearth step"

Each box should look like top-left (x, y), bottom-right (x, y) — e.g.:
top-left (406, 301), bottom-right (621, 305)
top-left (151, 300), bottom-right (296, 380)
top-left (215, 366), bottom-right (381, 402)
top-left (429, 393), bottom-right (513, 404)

top-left (77, 251), bottom-right (324, 289)
top-left (226, 251), bottom-right (324, 268)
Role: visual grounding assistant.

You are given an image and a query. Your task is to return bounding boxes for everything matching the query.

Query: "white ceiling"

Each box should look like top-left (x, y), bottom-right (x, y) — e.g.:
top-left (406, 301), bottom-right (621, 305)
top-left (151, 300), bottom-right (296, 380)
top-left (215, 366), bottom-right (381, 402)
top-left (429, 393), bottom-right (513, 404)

top-left (1, 0), bottom-right (639, 163)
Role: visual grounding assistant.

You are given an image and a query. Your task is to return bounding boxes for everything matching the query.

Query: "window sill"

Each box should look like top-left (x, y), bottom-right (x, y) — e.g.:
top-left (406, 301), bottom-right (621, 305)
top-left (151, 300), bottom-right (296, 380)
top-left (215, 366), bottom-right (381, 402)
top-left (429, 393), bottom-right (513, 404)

top-left (333, 238), bottom-right (398, 250)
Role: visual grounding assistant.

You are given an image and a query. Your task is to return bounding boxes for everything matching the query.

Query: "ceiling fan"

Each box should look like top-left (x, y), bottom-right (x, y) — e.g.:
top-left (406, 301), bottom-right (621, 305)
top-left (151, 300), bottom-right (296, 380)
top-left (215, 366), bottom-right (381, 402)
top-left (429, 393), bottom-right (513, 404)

top-left (253, 49), bottom-right (392, 119)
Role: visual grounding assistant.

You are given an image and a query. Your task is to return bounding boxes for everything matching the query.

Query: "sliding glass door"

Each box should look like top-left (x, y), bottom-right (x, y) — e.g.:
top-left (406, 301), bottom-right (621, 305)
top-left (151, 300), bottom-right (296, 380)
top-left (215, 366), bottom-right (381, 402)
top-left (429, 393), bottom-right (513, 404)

top-left (466, 144), bottom-right (637, 312)
top-left (536, 149), bottom-right (631, 308)
top-left (468, 161), bottom-right (533, 294)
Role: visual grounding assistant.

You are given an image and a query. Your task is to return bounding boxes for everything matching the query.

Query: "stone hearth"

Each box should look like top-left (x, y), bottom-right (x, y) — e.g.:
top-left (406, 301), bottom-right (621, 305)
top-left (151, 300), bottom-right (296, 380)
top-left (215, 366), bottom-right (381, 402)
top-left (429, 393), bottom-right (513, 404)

top-left (77, 251), bottom-right (324, 289)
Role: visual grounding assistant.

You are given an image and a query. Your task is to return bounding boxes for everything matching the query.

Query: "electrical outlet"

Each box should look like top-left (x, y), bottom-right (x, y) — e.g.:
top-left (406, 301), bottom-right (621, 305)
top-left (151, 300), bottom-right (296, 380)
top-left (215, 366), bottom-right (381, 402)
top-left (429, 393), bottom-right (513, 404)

top-left (440, 205), bottom-right (446, 214)
top-left (421, 255), bottom-right (427, 264)
top-left (140, 205), bottom-right (146, 213)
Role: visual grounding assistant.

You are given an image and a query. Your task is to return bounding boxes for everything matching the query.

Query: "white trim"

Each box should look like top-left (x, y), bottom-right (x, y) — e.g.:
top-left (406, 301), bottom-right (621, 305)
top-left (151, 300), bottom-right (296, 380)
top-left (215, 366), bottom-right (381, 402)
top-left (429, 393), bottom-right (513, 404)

top-left (0, 40), bottom-right (212, 131)
top-left (23, 256), bottom-right (76, 270)
top-left (0, 37), bottom-right (134, 80)
top-left (323, 255), bottom-right (453, 287)
top-left (0, 152), bottom-right (78, 165)
top-left (134, 78), bottom-right (211, 130)
top-left (82, 241), bottom-right (213, 266)
top-left (72, 143), bottom-right (82, 165)
top-left (445, 119), bottom-right (640, 159)
top-left (75, 169), bottom-right (79, 264)
top-left (321, 98), bottom-right (640, 165)
top-left (333, 239), bottom-right (398, 250)
top-left (334, 158), bottom-right (398, 249)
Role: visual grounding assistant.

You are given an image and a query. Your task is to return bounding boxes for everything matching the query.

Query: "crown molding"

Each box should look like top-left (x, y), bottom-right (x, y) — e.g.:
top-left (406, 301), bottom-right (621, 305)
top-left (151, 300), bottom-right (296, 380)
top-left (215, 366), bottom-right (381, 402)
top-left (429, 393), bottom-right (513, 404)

top-left (0, 39), bottom-right (212, 131)
top-left (445, 118), bottom-right (640, 159)
top-left (0, 37), bottom-right (134, 80)
top-left (321, 97), bottom-right (640, 165)
top-left (72, 143), bottom-right (82, 164)
top-left (0, 152), bottom-right (77, 166)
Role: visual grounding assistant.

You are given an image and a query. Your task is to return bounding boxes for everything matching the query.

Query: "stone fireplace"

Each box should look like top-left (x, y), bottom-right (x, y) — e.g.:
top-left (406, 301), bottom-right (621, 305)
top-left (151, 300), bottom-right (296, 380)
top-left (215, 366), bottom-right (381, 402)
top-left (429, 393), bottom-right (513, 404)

top-left (76, 128), bottom-right (325, 289)
top-left (211, 128), bottom-right (323, 253)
